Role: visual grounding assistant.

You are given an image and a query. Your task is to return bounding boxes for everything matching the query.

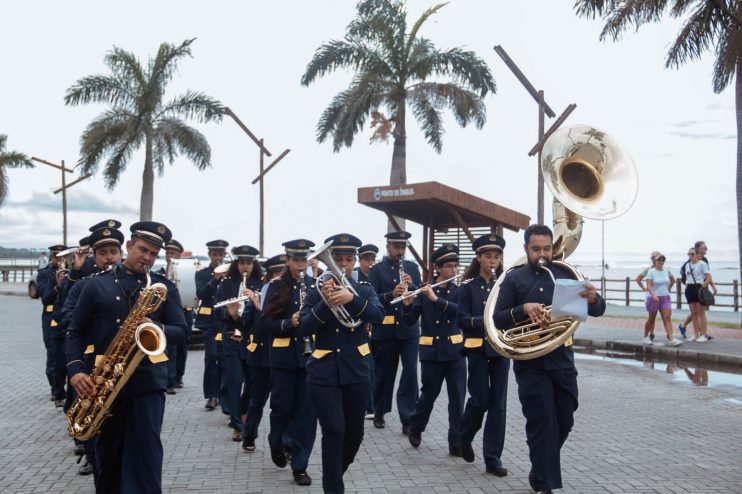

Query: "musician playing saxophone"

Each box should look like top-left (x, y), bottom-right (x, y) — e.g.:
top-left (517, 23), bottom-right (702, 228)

top-left (494, 225), bottom-right (605, 494)
top-left (66, 221), bottom-right (186, 494)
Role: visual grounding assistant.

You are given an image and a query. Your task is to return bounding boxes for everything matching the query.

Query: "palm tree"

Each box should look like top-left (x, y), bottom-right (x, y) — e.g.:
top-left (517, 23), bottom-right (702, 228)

top-left (574, 0), bottom-right (742, 300)
top-left (0, 134), bottom-right (33, 207)
top-left (64, 38), bottom-right (224, 221)
top-left (301, 0), bottom-right (496, 228)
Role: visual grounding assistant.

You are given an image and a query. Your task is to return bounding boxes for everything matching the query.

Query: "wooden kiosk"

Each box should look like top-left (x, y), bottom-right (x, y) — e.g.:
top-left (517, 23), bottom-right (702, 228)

top-left (358, 181), bottom-right (530, 279)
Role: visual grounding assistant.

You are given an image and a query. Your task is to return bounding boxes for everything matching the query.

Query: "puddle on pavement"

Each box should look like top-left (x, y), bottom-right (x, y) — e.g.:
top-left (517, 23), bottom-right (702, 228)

top-left (574, 347), bottom-right (742, 390)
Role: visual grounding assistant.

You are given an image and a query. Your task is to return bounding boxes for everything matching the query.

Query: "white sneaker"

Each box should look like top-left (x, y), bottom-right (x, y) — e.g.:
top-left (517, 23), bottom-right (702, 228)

top-left (687, 336), bottom-right (697, 342)
top-left (642, 336), bottom-right (653, 345)
top-left (696, 335), bottom-right (709, 343)
top-left (667, 339), bottom-right (683, 347)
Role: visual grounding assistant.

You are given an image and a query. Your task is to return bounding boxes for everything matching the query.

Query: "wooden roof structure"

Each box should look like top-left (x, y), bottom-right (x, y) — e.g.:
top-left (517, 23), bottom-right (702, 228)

top-left (358, 181), bottom-right (530, 279)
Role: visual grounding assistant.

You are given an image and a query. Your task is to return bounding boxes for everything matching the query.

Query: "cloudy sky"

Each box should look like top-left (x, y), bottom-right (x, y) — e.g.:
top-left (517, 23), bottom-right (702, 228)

top-left (0, 1), bottom-right (737, 268)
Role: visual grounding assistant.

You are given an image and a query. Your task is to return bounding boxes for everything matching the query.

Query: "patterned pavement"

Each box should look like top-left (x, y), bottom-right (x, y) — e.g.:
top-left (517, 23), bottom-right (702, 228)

top-left (2, 295), bottom-right (741, 493)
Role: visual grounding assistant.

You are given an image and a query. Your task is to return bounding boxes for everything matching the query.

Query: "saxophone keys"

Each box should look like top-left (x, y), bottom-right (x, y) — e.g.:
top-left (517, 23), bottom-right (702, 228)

top-left (114, 363), bottom-right (125, 376)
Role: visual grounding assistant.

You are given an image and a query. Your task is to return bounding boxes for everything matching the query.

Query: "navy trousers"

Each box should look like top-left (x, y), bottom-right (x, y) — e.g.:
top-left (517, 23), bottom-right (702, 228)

top-left (201, 328), bottom-right (220, 399)
top-left (268, 367), bottom-right (316, 471)
top-left (372, 337), bottom-right (419, 425)
top-left (42, 325), bottom-right (54, 388)
top-left (515, 366), bottom-right (578, 492)
top-left (410, 358), bottom-right (466, 452)
top-left (217, 341), bottom-right (229, 414)
top-left (459, 352), bottom-right (510, 469)
top-left (309, 381), bottom-right (368, 494)
top-left (95, 391), bottom-right (165, 494)
top-left (175, 310), bottom-right (192, 382)
top-left (222, 347), bottom-right (245, 431)
top-left (243, 366), bottom-right (271, 442)
top-left (166, 343), bottom-right (178, 388)
top-left (49, 336), bottom-right (67, 400)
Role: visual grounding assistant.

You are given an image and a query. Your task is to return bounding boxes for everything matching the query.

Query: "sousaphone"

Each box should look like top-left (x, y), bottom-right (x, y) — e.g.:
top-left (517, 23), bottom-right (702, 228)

top-left (484, 125), bottom-right (638, 360)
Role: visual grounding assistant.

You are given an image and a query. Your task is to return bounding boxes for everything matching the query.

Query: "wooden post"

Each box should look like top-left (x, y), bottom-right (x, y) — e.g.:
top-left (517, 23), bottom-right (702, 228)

top-left (422, 224), bottom-right (429, 281)
top-left (61, 160), bottom-right (68, 246)
top-left (625, 277), bottom-right (630, 306)
top-left (676, 280), bottom-right (682, 309)
top-left (537, 90), bottom-right (545, 225)
top-left (259, 139), bottom-right (265, 256)
top-left (734, 280), bottom-right (739, 312)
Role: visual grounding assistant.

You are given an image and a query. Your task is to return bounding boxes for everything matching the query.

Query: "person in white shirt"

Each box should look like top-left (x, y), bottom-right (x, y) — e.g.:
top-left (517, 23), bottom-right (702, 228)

top-left (643, 253), bottom-right (682, 346)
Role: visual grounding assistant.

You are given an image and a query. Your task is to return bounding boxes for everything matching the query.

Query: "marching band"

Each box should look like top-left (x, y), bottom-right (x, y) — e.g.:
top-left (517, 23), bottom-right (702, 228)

top-left (37, 219), bottom-right (605, 494)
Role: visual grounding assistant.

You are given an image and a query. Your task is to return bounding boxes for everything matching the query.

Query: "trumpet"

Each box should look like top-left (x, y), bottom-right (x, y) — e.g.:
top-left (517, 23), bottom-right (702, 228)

top-left (391, 274), bottom-right (462, 305)
top-left (56, 246), bottom-right (91, 258)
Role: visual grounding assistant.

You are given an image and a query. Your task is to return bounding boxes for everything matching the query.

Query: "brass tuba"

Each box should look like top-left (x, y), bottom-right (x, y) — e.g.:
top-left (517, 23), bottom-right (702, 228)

top-left (484, 125), bottom-right (638, 360)
top-left (66, 270), bottom-right (168, 440)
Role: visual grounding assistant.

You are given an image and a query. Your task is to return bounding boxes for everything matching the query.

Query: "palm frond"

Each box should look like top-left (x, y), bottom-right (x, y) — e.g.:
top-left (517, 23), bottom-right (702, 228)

top-left (104, 46), bottom-right (146, 87)
top-left (101, 131), bottom-right (141, 189)
top-left (148, 38), bottom-right (196, 93)
top-left (301, 40), bottom-right (393, 85)
top-left (64, 74), bottom-right (136, 107)
top-left (405, 2), bottom-right (448, 61)
top-left (573, 0), bottom-right (669, 41)
top-left (77, 109), bottom-right (141, 175)
top-left (317, 75), bottom-right (389, 151)
top-left (154, 118), bottom-right (211, 170)
top-left (665, 1), bottom-right (721, 68)
top-left (711, 16), bottom-right (742, 93)
top-left (409, 82), bottom-right (486, 128)
top-left (156, 90), bottom-right (225, 123)
top-left (349, 0), bottom-right (407, 75)
top-left (0, 151), bottom-right (33, 169)
top-left (408, 44), bottom-right (496, 97)
top-left (410, 96), bottom-right (444, 153)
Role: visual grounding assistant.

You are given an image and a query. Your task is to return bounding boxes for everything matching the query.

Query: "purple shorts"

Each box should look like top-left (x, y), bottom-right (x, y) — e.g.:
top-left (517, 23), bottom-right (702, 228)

top-left (646, 295), bottom-right (671, 312)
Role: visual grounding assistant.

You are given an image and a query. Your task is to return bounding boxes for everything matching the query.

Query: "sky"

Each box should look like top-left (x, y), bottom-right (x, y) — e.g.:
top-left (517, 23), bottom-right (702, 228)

top-left (0, 1), bottom-right (738, 270)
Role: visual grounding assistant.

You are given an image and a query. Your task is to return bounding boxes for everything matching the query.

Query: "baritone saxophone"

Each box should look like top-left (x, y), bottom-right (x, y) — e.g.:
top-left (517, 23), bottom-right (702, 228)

top-left (66, 271), bottom-right (168, 440)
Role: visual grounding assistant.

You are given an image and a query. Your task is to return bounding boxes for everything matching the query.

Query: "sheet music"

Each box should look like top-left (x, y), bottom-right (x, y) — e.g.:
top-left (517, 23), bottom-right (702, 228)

top-left (551, 278), bottom-right (590, 322)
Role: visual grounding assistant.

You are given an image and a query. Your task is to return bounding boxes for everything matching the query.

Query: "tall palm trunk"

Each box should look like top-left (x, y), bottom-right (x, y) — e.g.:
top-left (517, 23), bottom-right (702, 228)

top-left (388, 100), bottom-right (407, 232)
top-left (140, 131), bottom-right (154, 221)
top-left (736, 63), bottom-right (742, 326)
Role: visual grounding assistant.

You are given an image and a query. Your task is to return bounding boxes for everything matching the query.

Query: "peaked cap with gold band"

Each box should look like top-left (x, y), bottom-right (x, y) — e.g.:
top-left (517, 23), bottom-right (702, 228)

top-left (282, 239), bottom-right (315, 259)
top-left (472, 233), bottom-right (506, 253)
top-left (431, 243), bottom-right (459, 266)
top-left (89, 219), bottom-right (122, 232)
top-left (324, 233), bottom-right (362, 254)
top-left (129, 221), bottom-right (172, 249)
top-left (384, 230), bottom-right (411, 244)
top-left (89, 226), bottom-right (124, 249)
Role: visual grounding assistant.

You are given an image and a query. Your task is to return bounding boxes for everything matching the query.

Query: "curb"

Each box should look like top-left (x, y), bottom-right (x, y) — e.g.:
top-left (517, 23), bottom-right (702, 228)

top-left (0, 291), bottom-right (27, 298)
top-left (574, 337), bottom-right (742, 370)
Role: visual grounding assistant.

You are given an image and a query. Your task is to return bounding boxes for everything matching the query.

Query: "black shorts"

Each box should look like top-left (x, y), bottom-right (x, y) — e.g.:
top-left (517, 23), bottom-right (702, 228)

top-left (685, 284), bottom-right (701, 304)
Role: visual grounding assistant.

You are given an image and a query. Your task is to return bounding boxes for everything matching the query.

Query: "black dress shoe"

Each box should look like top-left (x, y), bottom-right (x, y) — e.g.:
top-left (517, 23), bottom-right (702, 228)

top-left (449, 449), bottom-right (461, 457)
top-left (293, 470), bottom-right (312, 486)
top-left (460, 442), bottom-right (475, 463)
top-left (242, 438), bottom-right (256, 452)
top-left (232, 430), bottom-right (242, 442)
top-left (175, 381), bottom-right (184, 388)
top-left (402, 424), bottom-right (410, 435)
top-left (408, 432), bottom-right (421, 448)
top-left (78, 462), bottom-right (93, 476)
top-left (373, 415), bottom-right (385, 429)
top-left (166, 387), bottom-right (176, 395)
top-left (205, 398), bottom-right (216, 410)
top-left (270, 446), bottom-right (288, 468)
top-left (73, 444), bottom-right (85, 456)
top-left (486, 465), bottom-right (508, 477)
top-left (54, 399), bottom-right (65, 408)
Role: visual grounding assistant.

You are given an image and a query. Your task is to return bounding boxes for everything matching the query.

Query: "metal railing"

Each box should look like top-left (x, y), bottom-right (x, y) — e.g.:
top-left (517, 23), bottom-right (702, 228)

top-left (596, 277), bottom-right (740, 311)
top-left (0, 265), bottom-right (37, 283)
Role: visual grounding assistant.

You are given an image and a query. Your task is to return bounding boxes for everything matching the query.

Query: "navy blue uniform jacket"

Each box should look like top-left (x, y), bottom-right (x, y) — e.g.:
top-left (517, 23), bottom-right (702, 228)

top-left (66, 266), bottom-right (187, 395)
top-left (262, 275), bottom-right (315, 370)
top-left (298, 280), bottom-right (384, 385)
top-left (457, 275), bottom-right (501, 358)
top-left (402, 282), bottom-right (463, 362)
top-left (195, 265), bottom-right (220, 330)
top-left (494, 263), bottom-right (606, 370)
top-left (368, 257), bottom-right (422, 341)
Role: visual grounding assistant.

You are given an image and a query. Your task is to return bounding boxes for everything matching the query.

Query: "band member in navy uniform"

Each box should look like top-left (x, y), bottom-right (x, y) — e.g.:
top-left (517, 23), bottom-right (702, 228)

top-left (60, 224), bottom-right (124, 477)
top-left (158, 239), bottom-right (192, 394)
top-left (368, 231), bottom-right (422, 432)
top-left (494, 224), bottom-right (605, 494)
top-left (354, 243), bottom-right (378, 418)
top-left (195, 239), bottom-right (228, 410)
top-left (457, 233), bottom-right (509, 477)
top-left (298, 233), bottom-right (384, 494)
top-left (403, 244), bottom-right (466, 454)
top-left (66, 221), bottom-right (187, 494)
top-left (262, 239), bottom-right (317, 486)
top-left (242, 254), bottom-right (286, 452)
top-left (215, 244), bottom-right (262, 441)
top-left (38, 244), bottom-right (66, 400)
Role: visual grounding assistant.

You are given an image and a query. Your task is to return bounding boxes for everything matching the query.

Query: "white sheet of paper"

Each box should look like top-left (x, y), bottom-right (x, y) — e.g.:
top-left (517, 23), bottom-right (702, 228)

top-left (551, 278), bottom-right (590, 322)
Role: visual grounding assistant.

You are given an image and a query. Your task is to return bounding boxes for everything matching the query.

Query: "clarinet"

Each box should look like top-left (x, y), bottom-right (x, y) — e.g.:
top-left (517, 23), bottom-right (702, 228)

top-left (399, 258), bottom-right (407, 290)
top-left (299, 270), bottom-right (312, 356)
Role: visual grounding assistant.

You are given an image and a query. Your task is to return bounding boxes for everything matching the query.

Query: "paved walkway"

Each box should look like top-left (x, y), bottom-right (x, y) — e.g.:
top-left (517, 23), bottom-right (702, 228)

top-left (2, 295), bottom-right (742, 493)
